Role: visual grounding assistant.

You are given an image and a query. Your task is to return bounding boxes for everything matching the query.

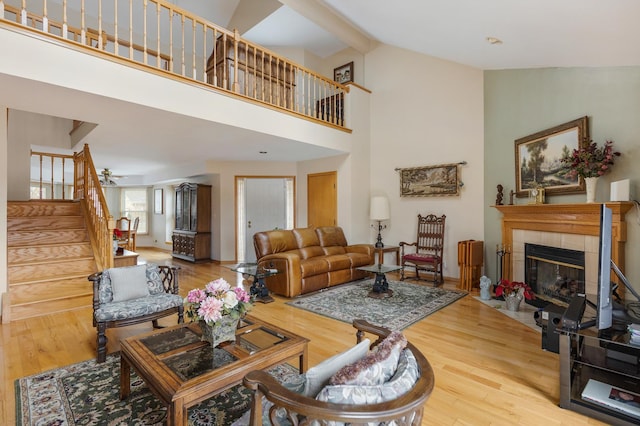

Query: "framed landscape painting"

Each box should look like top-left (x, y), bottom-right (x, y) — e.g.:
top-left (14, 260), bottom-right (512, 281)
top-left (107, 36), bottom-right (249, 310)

top-left (514, 116), bottom-right (589, 198)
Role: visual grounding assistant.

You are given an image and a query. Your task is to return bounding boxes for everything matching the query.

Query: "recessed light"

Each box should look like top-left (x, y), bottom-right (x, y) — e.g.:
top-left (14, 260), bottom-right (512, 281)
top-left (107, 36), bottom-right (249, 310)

top-left (486, 36), bottom-right (503, 45)
top-left (259, 151), bottom-right (267, 154)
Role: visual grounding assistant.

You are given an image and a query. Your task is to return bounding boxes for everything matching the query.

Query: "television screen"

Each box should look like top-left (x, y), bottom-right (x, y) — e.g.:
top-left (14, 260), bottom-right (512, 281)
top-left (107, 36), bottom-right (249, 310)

top-left (597, 204), bottom-right (613, 330)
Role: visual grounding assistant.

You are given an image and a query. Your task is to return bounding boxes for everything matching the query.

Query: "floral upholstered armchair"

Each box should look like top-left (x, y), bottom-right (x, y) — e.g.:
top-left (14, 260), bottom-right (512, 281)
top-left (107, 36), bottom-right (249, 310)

top-left (88, 263), bottom-right (184, 363)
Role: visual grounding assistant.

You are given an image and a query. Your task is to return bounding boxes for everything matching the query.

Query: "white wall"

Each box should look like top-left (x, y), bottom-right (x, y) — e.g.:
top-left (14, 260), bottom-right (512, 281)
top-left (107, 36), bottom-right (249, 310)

top-left (365, 44), bottom-right (485, 279)
top-left (1, 107), bottom-right (8, 318)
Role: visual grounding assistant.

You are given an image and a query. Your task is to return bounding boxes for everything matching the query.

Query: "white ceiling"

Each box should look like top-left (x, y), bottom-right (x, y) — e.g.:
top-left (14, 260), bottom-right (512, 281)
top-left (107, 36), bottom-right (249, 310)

top-left (261, 0), bottom-right (640, 69)
top-left (10, 0), bottom-right (640, 185)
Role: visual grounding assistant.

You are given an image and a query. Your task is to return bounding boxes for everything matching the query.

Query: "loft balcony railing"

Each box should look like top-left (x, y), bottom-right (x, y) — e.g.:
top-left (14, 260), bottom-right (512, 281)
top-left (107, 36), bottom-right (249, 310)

top-left (0, 0), bottom-right (348, 128)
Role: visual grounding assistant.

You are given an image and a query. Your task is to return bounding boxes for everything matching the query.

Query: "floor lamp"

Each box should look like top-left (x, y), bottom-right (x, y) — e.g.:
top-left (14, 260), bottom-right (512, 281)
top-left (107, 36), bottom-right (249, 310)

top-left (370, 196), bottom-right (390, 248)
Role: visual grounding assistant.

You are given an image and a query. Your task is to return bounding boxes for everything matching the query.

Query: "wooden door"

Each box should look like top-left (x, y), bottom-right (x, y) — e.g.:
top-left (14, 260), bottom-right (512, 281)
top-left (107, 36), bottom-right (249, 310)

top-left (307, 172), bottom-right (337, 227)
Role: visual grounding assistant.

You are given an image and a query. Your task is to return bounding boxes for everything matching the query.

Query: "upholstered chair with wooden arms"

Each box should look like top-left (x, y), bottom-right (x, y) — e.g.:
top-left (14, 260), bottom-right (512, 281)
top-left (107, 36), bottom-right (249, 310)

top-left (88, 263), bottom-right (184, 363)
top-left (238, 319), bottom-right (434, 426)
top-left (399, 214), bottom-right (446, 285)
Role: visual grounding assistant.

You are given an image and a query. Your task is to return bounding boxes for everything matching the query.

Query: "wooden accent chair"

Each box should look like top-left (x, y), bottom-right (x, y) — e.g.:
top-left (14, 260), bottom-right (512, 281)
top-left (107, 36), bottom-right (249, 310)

top-left (242, 319), bottom-right (434, 425)
top-left (399, 214), bottom-right (446, 285)
top-left (88, 264), bottom-right (184, 363)
top-left (115, 217), bottom-right (132, 250)
top-left (130, 216), bottom-right (140, 251)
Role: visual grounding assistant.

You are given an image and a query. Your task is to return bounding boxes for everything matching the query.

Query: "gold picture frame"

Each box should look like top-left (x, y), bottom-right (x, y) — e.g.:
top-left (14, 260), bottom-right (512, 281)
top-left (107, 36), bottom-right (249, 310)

top-left (398, 163), bottom-right (461, 197)
top-left (514, 116), bottom-right (589, 198)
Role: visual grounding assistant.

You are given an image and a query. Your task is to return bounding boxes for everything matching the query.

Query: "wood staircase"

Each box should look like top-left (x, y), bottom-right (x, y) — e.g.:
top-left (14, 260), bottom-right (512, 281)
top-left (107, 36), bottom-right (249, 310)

top-left (6, 200), bottom-right (97, 321)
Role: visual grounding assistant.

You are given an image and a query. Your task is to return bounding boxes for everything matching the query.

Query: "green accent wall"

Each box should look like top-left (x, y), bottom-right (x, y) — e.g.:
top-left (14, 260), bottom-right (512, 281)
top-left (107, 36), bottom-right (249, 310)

top-left (484, 67), bottom-right (640, 290)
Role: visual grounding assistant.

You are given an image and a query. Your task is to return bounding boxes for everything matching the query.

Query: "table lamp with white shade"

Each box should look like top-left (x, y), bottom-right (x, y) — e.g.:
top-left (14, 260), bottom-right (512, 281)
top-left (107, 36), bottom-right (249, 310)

top-left (370, 196), bottom-right (390, 248)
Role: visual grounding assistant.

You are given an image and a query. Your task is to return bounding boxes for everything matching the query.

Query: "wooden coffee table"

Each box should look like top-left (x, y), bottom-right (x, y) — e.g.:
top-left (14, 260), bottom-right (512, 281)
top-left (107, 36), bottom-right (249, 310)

top-left (120, 315), bottom-right (308, 425)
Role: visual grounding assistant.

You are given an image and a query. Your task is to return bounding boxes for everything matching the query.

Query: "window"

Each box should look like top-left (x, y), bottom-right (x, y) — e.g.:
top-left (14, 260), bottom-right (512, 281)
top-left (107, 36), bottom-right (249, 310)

top-left (121, 187), bottom-right (148, 233)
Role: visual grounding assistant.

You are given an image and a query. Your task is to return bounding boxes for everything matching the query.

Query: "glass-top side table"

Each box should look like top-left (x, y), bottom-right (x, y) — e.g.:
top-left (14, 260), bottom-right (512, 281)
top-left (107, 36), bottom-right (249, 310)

top-left (226, 263), bottom-right (278, 303)
top-left (356, 264), bottom-right (402, 298)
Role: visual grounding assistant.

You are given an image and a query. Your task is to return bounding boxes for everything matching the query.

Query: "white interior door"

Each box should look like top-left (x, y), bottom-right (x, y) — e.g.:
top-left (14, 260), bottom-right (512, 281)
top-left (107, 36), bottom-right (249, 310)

top-left (237, 177), bottom-right (294, 262)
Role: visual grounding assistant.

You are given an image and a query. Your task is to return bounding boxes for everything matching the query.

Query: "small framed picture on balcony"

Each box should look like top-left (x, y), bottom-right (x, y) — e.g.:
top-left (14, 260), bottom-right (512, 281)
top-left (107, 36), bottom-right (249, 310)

top-left (333, 62), bottom-right (354, 84)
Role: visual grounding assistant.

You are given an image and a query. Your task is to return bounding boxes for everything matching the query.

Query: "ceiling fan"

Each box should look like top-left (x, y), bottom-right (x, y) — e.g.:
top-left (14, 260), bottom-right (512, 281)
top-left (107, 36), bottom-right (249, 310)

top-left (98, 168), bottom-right (123, 186)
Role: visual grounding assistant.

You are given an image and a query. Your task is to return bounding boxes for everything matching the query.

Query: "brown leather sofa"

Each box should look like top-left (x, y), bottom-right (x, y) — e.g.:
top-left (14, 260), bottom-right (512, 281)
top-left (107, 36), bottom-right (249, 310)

top-left (253, 226), bottom-right (375, 297)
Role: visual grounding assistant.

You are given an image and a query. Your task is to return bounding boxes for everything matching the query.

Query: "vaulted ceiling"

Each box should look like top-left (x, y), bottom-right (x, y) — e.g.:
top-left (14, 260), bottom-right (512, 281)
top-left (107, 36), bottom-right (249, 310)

top-left (12, 0), bottom-right (640, 184)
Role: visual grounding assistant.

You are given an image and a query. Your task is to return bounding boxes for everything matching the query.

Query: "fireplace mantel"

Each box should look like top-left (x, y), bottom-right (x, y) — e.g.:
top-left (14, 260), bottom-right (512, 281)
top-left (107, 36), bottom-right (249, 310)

top-left (494, 202), bottom-right (634, 297)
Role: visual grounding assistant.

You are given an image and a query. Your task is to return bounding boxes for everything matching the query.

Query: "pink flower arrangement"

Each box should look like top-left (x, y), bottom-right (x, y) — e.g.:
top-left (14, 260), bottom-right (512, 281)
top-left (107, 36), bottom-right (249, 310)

top-left (495, 279), bottom-right (535, 300)
top-left (561, 140), bottom-right (621, 179)
top-left (184, 278), bottom-right (252, 325)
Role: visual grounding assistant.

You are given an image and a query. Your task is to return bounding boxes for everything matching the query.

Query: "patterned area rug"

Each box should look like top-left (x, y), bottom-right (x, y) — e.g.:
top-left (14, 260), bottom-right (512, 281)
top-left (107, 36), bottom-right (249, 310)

top-left (286, 279), bottom-right (467, 330)
top-left (15, 352), bottom-right (298, 426)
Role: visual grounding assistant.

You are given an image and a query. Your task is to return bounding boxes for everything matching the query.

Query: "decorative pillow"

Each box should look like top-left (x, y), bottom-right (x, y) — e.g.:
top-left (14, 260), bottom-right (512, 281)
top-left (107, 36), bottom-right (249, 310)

top-left (316, 348), bottom-right (420, 405)
top-left (329, 332), bottom-right (407, 386)
top-left (303, 338), bottom-right (370, 397)
top-left (145, 263), bottom-right (164, 294)
top-left (109, 264), bottom-right (150, 302)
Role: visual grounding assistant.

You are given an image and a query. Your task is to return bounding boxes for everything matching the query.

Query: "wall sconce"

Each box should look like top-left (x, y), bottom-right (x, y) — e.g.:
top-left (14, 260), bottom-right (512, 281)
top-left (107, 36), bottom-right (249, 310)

top-left (370, 195), bottom-right (390, 248)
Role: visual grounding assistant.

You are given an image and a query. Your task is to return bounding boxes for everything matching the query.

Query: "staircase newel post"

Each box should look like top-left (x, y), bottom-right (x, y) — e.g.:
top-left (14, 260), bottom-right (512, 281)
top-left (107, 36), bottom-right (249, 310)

top-left (107, 215), bottom-right (115, 268)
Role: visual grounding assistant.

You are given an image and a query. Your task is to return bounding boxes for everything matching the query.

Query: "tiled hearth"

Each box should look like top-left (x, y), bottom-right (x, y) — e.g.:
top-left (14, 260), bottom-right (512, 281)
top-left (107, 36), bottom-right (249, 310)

top-left (494, 202), bottom-right (634, 298)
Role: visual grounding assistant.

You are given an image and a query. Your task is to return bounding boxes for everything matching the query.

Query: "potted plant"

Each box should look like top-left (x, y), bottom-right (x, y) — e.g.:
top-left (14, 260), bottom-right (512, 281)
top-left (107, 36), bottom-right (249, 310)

top-left (561, 140), bottom-right (621, 203)
top-left (184, 278), bottom-right (253, 347)
top-left (495, 279), bottom-right (535, 311)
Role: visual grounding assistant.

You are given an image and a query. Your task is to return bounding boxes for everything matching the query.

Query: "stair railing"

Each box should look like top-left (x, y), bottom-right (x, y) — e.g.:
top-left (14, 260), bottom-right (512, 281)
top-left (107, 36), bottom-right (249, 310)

top-left (1, 0), bottom-right (349, 129)
top-left (30, 150), bottom-right (75, 200)
top-left (74, 144), bottom-right (114, 270)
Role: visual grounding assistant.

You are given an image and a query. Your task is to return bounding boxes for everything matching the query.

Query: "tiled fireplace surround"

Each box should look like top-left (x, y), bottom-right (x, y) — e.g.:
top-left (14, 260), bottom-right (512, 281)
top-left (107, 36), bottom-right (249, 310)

top-left (495, 202), bottom-right (634, 299)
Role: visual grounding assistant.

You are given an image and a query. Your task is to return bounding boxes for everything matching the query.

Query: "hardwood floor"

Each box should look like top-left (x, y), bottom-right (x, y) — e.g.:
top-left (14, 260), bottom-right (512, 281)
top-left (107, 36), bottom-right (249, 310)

top-left (0, 248), bottom-right (606, 425)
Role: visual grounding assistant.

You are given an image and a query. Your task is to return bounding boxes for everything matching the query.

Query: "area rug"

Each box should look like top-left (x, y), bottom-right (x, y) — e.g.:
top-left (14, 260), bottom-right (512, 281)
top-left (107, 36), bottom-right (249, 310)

top-left (286, 279), bottom-right (467, 330)
top-left (15, 352), bottom-right (298, 426)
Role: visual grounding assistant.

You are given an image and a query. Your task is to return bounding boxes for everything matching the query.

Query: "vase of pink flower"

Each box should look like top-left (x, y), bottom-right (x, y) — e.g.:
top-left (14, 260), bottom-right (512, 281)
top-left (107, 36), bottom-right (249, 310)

top-left (184, 278), bottom-right (253, 347)
top-left (561, 139), bottom-right (621, 203)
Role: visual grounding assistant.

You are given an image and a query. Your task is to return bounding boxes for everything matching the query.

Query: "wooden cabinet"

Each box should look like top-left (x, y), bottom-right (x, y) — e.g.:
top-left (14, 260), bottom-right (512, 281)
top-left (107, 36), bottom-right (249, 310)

top-left (206, 36), bottom-right (295, 109)
top-left (172, 183), bottom-right (211, 263)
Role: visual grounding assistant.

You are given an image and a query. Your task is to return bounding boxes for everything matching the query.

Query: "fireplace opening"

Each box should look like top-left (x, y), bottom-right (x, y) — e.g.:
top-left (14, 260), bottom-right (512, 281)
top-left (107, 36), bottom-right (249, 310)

top-left (524, 243), bottom-right (585, 307)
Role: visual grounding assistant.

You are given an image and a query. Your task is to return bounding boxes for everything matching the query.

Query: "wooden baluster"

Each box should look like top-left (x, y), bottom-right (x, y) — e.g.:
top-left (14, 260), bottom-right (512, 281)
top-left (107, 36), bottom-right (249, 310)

top-left (232, 29), bottom-right (240, 92)
top-left (168, 9), bottom-right (173, 72)
top-left (128, 0), bottom-right (133, 59)
top-left (42, 0), bottom-right (48, 32)
top-left (61, 157), bottom-right (66, 200)
top-left (156, 2), bottom-right (161, 68)
top-left (252, 45), bottom-right (257, 98)
top-left (180, 13), bottom-right (185, 76)
top-left (244, 40), bottom-right (249, 96)
top-left (113, 0), bottom-right (118, 56)
top-left (96, 0), bottom-right (102, 49)
top-left (222, 33), bottom-right (228, 89)
top-left (143, 0), bottom-right (147, 64)
top-left (191, 19), bottom-right (196, 78)
top-left (79, 0), bottom-right (86, 44)
top-left (201, 24), bottom-right (206, 81)
top-left (20, 0), bottom-right (26, 25)
top-left (61, 0), bottom-right (67, 38)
